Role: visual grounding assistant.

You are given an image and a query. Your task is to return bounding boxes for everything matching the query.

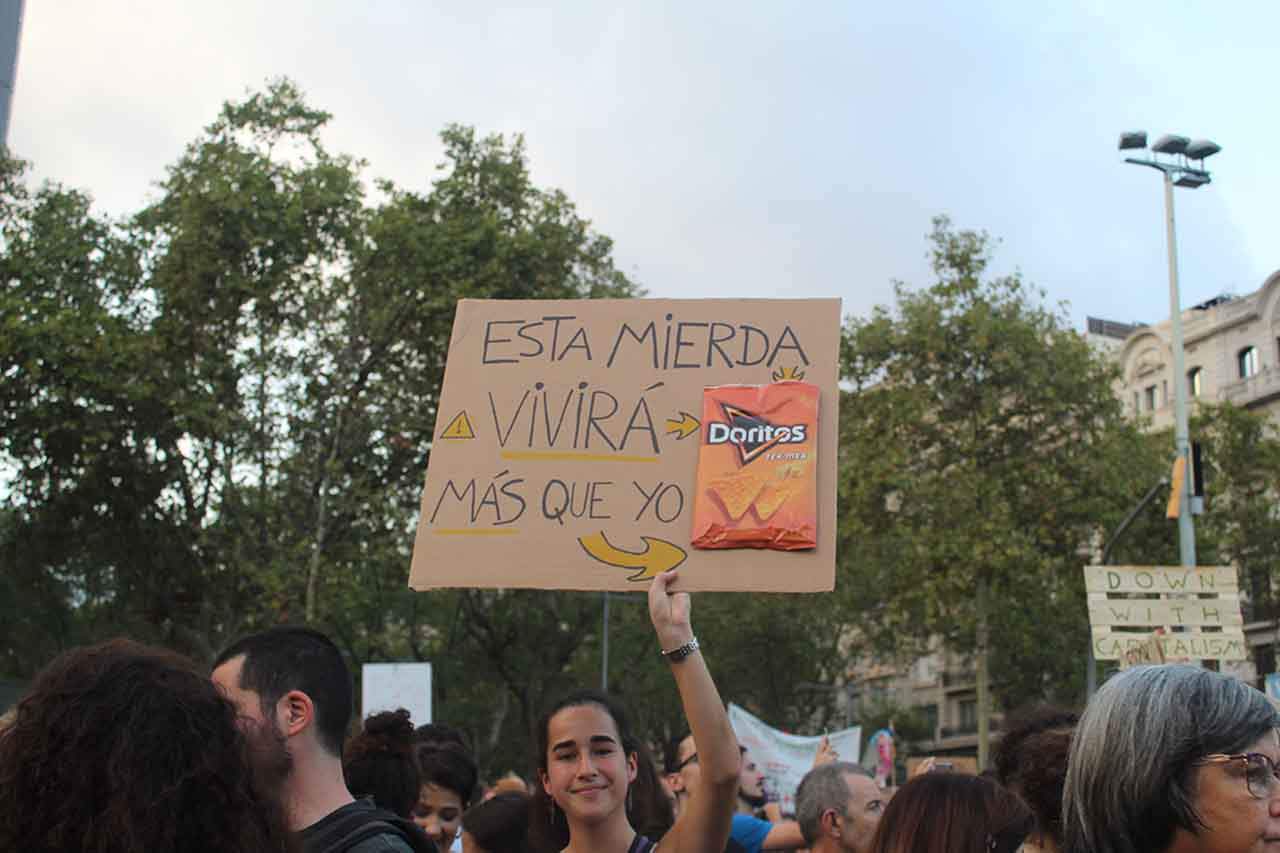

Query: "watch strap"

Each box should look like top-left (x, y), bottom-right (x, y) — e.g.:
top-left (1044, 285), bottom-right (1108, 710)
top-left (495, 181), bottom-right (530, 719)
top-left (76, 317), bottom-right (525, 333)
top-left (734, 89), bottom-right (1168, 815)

top-left (661, 636), bottom-right (700, 663)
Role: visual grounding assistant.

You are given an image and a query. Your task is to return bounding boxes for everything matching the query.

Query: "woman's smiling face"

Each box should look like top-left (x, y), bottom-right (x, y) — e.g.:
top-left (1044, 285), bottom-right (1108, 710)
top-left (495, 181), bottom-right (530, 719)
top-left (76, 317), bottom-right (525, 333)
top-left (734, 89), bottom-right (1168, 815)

top-left (541, 702), bottom-right (637, 825)
top-left (412, 782), bottom-right (464, 847)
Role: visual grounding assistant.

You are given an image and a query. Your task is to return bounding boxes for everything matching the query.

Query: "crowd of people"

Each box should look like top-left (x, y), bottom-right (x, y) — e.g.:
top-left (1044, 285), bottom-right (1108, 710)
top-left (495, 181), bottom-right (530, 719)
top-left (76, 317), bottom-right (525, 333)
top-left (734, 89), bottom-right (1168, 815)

top-left (1, 570), bottom-right (1278, 853)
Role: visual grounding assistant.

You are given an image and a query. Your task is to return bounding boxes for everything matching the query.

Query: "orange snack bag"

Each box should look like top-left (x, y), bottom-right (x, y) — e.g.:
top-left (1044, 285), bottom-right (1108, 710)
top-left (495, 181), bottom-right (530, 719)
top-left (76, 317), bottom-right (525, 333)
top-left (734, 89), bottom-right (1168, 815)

top-left (691, 381), bottom-right (818, 551)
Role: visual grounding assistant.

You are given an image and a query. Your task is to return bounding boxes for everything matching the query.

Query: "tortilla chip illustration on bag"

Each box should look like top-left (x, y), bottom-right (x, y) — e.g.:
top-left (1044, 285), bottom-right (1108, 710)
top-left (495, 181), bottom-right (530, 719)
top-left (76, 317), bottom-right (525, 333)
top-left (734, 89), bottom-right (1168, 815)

top-left (691, 381), bottom-right (818, 551)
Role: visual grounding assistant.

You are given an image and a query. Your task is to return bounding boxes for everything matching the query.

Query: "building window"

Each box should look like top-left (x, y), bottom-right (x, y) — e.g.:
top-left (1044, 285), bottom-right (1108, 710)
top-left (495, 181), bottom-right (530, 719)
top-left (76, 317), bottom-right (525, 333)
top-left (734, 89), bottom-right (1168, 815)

top-left (1239, 346), bottom-right (1259, 379)
top-left (1144, 385), bottom-right (1157, 411)
top-left (1162, 380), bottom-right (1168, 406)
top-left (1132, 391), bottom-right (1140, 414)
top-left (922, 704), bottom-right (939, 737)
top-left (959, 699), bottom-right (977, 732)
top-left (1188, 367), bottom-right (1202, 397)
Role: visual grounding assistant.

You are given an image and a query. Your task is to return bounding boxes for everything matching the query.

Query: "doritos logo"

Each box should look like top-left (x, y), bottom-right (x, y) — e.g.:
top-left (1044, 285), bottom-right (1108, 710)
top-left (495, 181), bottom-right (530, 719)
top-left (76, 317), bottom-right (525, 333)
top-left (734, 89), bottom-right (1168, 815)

top-left (706, 403), bottom-right (807, 465)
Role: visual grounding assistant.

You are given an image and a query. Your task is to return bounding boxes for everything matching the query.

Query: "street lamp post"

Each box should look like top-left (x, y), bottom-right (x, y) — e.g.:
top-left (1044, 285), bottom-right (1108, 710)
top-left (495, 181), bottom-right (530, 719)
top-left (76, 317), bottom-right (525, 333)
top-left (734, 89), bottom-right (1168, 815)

top-left (1118, 131), bottom-right (1220, 571)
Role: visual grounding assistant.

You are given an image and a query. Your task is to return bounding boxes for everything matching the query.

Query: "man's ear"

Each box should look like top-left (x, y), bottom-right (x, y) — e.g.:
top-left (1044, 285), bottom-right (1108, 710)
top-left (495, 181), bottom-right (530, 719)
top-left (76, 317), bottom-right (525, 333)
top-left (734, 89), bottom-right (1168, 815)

top-left (821, 807), bottom-right (842, 840)
top-left (276, 689), bottom-right (314, 739)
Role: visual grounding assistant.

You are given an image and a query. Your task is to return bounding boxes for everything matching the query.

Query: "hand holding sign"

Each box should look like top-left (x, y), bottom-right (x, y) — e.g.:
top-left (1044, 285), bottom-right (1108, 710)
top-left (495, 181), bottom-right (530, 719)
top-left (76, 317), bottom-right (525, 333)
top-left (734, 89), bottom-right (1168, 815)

top-left (649, 569), bottom-right (694, 652)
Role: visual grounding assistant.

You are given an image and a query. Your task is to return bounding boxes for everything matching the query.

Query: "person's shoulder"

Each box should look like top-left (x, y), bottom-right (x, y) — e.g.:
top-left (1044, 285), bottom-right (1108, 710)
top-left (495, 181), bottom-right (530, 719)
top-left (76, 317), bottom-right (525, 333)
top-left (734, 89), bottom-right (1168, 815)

top-left (729, 813), bottom-right (772, 850)
top-left (300, 799), bottom-right (431, 853)
top-left (344, 832), bottom-right (416, 853)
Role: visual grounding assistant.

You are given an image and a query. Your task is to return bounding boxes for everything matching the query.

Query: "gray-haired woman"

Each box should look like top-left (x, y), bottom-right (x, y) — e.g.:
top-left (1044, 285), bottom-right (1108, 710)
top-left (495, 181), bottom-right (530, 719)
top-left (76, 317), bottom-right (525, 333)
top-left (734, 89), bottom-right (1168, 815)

top-left (1062, 663), bottom-right (1280, 853)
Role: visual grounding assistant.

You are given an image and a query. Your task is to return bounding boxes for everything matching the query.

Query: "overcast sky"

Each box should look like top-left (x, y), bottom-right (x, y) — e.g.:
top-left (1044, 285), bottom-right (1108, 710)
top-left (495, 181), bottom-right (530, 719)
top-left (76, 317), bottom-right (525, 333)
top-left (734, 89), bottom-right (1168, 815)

top-left (12, 1), bottom-right (1277, 329)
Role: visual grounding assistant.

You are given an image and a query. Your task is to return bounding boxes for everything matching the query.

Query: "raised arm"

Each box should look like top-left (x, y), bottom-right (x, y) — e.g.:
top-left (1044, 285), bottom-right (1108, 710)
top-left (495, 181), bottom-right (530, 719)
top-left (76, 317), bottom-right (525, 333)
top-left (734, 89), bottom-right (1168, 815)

top-left (647, 570), bottom-right (738, 853)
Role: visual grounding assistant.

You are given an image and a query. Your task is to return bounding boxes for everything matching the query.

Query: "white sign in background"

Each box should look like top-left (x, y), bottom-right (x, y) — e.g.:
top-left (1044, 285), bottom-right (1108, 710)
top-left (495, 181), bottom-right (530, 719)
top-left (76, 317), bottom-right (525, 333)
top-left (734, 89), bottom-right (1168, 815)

top-left (361, 662), bottom-right (433, 727)
top-left (729, 703), bottom-right (861, 815)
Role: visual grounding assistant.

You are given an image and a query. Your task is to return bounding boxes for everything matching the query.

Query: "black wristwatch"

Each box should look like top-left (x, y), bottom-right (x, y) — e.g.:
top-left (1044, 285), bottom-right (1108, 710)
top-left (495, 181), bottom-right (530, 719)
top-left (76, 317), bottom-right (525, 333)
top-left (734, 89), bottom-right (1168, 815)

top-left (662, 637), bottom-right (700, 663)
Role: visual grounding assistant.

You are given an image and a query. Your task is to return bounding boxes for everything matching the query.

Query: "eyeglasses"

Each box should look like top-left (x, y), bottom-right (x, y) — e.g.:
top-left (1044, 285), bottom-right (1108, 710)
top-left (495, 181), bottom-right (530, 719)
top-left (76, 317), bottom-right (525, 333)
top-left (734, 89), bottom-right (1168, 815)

top-left (674, 752), bottom-right (698, 771)
top-left (1194, 752), bottom-right (1280, 799)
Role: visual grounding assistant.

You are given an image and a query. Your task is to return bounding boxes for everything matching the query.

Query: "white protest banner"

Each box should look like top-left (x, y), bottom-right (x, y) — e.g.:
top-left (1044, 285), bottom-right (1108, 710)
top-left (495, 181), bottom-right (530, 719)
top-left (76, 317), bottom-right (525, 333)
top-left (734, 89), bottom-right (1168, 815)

top-left (361, 663), bottom-right (432, 726)
top-left (728, 703), bottom-right (861, 815)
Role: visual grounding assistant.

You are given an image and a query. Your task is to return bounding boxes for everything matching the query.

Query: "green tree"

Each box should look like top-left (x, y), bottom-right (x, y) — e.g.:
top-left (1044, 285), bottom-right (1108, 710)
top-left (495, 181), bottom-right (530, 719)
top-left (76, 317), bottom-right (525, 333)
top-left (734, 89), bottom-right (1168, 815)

top-left (1195, 404), bottom-right (1280, 622)
top-left (837, 216), bottom-right (1152, 764)
top-left (0, 80), bottom-right (642, 694)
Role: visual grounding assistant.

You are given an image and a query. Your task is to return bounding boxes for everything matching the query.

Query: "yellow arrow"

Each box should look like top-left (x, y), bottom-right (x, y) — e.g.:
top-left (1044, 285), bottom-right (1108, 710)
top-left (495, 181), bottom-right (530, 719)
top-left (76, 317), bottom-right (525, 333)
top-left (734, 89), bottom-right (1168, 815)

top-left (665, 412), bottom-right (700, 440)
top-left (577, 532), bottom-right (687, 581)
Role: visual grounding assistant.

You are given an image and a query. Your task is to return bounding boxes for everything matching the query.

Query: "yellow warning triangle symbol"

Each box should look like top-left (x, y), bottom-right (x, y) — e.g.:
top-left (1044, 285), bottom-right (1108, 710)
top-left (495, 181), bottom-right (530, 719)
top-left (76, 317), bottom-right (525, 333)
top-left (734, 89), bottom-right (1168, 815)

top-left (440, 410), bottom-right (476, 440)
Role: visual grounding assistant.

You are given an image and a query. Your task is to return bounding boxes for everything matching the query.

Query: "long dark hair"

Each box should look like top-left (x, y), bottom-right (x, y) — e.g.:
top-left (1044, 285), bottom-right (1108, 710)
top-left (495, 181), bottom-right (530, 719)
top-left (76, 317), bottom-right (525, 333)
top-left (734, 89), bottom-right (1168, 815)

top-left (528, 689), bottom-right (674, 853)
top-left (869, 772), bottom-right (1032, 853)
top-left (0, 638), bottom-right (293, 853)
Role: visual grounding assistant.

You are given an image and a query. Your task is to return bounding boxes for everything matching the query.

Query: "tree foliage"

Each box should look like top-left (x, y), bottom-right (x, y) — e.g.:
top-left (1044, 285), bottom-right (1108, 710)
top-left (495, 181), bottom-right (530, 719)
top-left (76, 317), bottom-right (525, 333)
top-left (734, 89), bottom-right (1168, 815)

top-left (837, 216), bottom-right (1155, 709)
top-left (0, 80), bottom-right (845, 773)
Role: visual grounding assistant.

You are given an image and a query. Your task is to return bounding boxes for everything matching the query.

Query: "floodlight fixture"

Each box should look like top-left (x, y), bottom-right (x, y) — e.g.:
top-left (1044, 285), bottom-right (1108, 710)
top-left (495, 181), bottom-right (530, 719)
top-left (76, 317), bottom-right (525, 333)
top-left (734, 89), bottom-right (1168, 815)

top-left (1118, 131), bottom-right (1148, 150)
top-left (1152, 134), bottom-right (1190, 155)
top-left (1185, 139), bottom-right (1221, 160)
top-left (1174, 172), bottom-right (1211, 188)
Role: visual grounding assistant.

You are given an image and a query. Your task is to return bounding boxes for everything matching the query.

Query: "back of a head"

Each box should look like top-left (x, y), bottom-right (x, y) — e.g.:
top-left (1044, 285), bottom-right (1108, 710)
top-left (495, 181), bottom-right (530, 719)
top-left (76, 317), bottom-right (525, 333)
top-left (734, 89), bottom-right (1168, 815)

top-left (215, 624), bottom-right (353, 756)
top-left (463, 791), bottom-right (532, 853)
top-left (795, 761), bottom-right (871, 846)
top-left (993, 703), bottom-right (1078, 849)
top-left (415, 721), bottom-right (472, 752)
top-left (0, 638), bottom-right (290, 853)
top-left (1063, 664), bottom-right (1280, 853)
top-left (869, 772), bottom-right (1032, 853)
top-left (345, 708), bottom-right (420, 818)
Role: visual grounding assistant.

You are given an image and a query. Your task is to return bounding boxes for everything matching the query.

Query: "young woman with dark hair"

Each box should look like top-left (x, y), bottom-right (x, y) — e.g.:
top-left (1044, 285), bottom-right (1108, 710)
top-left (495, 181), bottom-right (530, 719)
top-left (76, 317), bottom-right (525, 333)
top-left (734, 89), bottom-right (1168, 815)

top-left (0, 638), bottom-right (293, 853)
top-left (529, 569), bottom-right (739, 853)
top-left (868, 772), bottom-right (1033, 853)
top-left (414, 739), bottom-right (480, 849)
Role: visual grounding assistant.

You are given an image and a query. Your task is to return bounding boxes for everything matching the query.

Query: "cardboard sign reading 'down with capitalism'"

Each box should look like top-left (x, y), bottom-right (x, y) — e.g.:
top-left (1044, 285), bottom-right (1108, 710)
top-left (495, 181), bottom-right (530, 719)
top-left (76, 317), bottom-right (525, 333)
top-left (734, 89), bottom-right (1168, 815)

top-left (409, 298), bottom-right (841, 592)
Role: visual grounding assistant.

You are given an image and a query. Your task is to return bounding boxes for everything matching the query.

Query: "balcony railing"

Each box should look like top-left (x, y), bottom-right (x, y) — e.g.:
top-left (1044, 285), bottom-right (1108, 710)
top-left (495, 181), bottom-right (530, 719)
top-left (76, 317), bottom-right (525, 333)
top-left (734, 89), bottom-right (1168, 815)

top-left (942, 670), bottom-right (976, 688)
top-left (1221, 367), bottom-right (1280, 407)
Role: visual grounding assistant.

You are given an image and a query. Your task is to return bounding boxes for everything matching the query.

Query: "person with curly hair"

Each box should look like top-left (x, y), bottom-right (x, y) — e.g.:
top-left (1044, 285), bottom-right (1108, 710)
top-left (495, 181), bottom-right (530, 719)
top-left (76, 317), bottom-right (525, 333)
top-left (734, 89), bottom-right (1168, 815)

top-left (0, 638), bottom-right (292, 853)
top-left (345, 708), bottom-right (421, 819)
top-left (992, 704), bottom-right (1078, 853)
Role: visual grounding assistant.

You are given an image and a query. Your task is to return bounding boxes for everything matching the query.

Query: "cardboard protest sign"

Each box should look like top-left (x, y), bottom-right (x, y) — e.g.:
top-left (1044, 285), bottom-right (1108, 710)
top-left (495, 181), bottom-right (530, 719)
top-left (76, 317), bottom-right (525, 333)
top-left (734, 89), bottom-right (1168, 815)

top-left (729, 703), bottom-right (861, 814)
top-left (1083, 565), bottom-right (1246, 661)
top-left (409, 298), bottom-right (841, 592)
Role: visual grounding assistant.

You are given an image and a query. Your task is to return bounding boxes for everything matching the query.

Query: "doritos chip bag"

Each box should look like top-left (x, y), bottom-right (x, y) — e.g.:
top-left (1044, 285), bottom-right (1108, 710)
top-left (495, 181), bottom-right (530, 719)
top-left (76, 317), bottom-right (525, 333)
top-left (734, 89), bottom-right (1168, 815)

top-left (691, 381), bottom-right (818, 551)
